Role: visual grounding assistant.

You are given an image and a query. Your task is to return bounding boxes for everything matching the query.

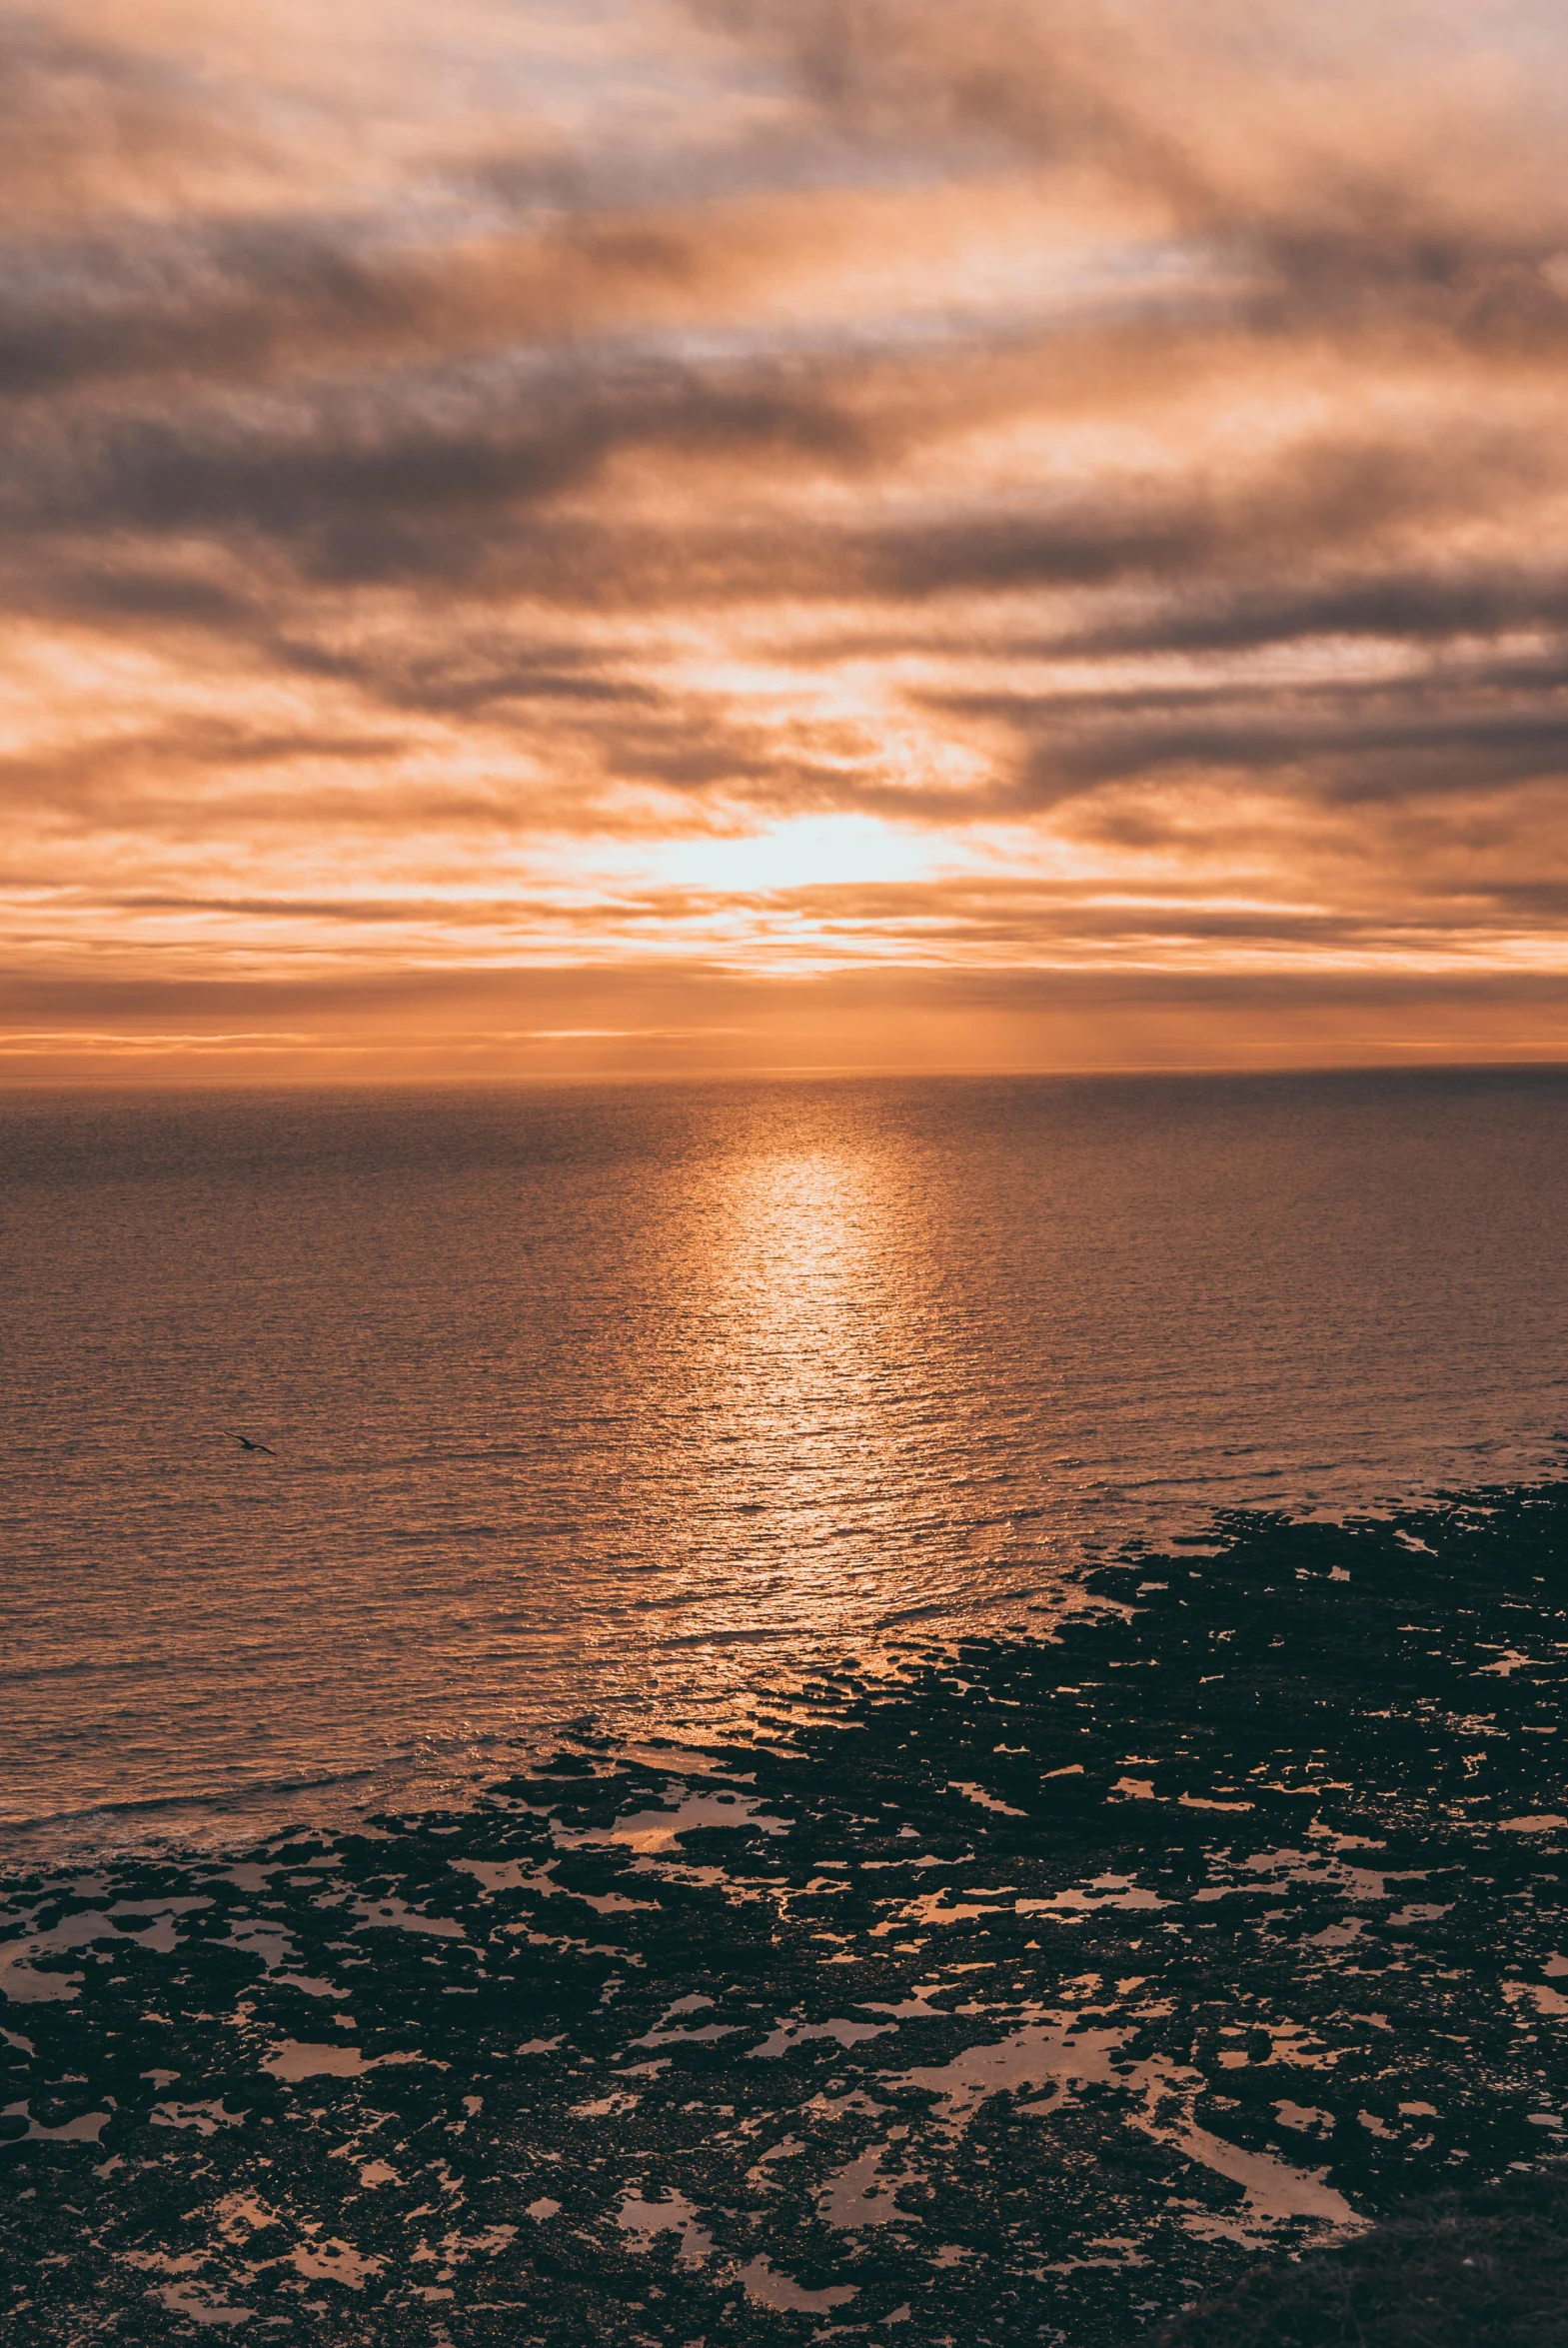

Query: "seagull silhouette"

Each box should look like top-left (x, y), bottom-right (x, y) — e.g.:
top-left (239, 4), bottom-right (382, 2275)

top-left (222, 1430), bottom-right (276, 1455)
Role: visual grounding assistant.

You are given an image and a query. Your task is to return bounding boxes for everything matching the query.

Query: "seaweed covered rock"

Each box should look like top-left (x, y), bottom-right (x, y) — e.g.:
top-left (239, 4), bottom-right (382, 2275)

top-left (1144, 2170), bottom-right (1568, 2347)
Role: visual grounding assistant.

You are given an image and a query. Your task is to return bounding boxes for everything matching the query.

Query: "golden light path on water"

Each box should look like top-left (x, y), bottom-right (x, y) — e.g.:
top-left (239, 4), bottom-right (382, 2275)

top-left (571, 1127), bottom-right (1014, 1701)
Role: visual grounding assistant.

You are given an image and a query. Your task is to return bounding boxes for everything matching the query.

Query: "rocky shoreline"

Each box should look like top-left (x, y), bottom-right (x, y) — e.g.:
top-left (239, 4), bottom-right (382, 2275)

top-left (6, 1477), bottom-right (1568, 2342)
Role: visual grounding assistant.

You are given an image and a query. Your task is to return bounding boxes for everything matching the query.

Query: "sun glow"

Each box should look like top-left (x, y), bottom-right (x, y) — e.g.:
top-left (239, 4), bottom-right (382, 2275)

top-left (656, 815), bottom-right (939, 895)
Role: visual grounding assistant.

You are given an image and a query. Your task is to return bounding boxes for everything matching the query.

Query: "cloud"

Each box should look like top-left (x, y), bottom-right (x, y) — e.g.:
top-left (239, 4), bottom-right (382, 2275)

top-left (0, 10), bottom-right (280, 227)
top-left (3, 0), bottom-right (1567, 1075)
top-left (2, 345), bottom-right (874, 596)
top-left (0, 196), bottom-right (772, 404)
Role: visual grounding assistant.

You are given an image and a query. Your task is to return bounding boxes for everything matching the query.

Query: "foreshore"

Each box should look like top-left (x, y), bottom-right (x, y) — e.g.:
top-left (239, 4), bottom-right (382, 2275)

top-left (6, 1476), bottom-right (1568, 2343)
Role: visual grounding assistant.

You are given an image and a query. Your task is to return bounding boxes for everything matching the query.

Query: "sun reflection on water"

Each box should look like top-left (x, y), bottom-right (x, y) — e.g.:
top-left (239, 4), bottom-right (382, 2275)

top-left (699, 1145), bottom-right (897, 1594)
top-left (665, 1144), bottom-right (911, 1651)
top-left (565, 1112), bottom-right (1056, 1737)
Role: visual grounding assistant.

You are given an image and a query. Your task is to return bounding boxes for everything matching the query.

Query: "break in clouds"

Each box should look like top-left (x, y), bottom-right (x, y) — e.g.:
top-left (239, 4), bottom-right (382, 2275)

top-left (5, 0), bottom-right (1568, 1075)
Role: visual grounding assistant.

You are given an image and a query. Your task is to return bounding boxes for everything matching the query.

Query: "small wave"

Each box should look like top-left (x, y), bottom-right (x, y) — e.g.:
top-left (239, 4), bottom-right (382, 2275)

top-left (657, 1625), bottom-right (795, 1649)
top-left (0, 1729), bottom-right (542, 1856)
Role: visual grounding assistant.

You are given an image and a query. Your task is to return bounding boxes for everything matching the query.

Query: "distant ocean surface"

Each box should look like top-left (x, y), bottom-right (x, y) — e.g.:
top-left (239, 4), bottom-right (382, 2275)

top-left (4, 1067), bottom-right (1566, 1854)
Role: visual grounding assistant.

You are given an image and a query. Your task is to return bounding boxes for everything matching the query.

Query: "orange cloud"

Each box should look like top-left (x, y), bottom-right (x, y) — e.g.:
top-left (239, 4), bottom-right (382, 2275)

top-left (3, 0), bottom-right (1568, 1081)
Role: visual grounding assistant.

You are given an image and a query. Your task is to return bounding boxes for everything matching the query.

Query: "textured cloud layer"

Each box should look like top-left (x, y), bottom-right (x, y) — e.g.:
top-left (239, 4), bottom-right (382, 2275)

top-left (4, 0), bottom-right (1567, 1077)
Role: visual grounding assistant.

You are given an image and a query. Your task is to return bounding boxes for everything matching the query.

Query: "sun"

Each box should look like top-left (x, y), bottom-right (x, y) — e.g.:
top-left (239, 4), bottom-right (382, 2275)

top-left (657, 814), bottom-right (936, 895)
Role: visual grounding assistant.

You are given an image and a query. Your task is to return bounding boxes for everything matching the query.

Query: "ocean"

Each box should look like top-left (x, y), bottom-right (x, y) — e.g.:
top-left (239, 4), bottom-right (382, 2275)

top-left (4, 1067), bottom-right (1568, 2344)
top-left (4, 1067), bottom-right (1565, 1852)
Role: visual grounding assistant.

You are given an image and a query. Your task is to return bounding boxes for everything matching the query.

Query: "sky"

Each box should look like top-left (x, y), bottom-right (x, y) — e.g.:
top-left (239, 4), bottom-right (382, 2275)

top-left (4, 0), bottom-right (1568, 1083)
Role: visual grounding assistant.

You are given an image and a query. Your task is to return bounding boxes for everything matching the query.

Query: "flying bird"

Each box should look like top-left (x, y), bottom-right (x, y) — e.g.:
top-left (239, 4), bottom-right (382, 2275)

top-left (222, 1430), bottom-right (276, 1455)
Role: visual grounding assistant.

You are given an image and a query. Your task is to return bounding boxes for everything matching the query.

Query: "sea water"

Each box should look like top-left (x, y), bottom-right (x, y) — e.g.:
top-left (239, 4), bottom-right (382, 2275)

top-left (2, 1065), bottom-right (1566, 1849)
top-left (6, 1065), bottom-right (1568, 2343)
